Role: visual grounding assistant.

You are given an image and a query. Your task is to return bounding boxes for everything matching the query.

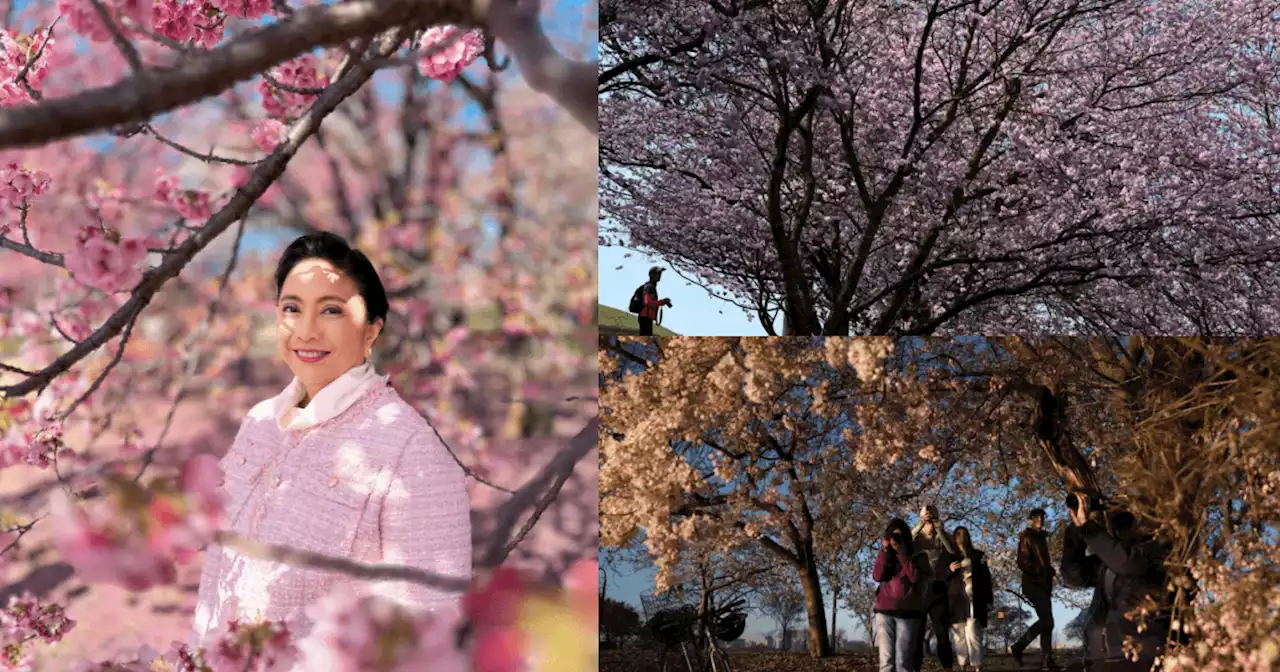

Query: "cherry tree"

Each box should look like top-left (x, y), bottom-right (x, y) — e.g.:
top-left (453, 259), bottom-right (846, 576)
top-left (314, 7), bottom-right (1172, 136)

top-left (0, 0), bottom-right (598, 668)
top-left (599, 335), bottom-right (1280, 666)
top-left (600, 0), bottom-right (1280, 335)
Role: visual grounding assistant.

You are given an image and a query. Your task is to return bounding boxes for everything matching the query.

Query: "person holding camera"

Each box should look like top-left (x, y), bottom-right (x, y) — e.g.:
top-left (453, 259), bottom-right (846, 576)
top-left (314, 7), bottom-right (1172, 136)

top-left (628, 266), bottom-right (672, 336)
top-left (874, 518), bottom-right (930, 672)
top-left (911, 504), bottom-right (958, 672)
top-left (1012, 508), bottom-right (1058, 669)
top-left (1060, 493), bottom-right (1173, 671)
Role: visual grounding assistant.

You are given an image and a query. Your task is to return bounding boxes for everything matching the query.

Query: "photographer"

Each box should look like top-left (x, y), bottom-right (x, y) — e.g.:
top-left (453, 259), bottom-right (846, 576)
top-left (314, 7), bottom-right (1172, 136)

top-left (1060, 493), bottom-right (1172, 671)
top-left (874, 518), bottom-right (930, 672)
top-left (629, 266), bottom-right (672, 336)
top-left (911, 504), bottom-right (958, 672)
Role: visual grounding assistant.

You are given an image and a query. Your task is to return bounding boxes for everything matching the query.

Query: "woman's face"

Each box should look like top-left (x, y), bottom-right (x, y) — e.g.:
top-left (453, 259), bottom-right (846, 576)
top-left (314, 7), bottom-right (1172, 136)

top-left (276, 258), bottom-right (382, 397)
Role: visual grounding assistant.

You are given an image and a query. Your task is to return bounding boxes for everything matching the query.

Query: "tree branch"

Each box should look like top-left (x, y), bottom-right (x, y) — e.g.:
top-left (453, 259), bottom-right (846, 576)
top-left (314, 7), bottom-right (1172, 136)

top-left (0, 0), bottom-right (472, 148)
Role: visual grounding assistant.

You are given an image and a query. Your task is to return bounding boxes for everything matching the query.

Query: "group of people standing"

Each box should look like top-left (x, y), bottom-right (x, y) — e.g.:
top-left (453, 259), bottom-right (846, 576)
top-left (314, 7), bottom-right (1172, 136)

top-left (872, 498), bottom-right (1174, 672)
top-left (872, 505), bottom-right (1000, 672)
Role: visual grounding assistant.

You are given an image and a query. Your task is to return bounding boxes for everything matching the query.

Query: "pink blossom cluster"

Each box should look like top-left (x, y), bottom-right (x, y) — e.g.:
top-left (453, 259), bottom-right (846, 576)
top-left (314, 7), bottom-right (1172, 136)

top-left (0, 397), bottom-right (72, 470)
top-left (0, 594), bottom-right (76, 669)
top-left (259, 55), bottom-right (327, 119)
top-left (297, 588), bottom-right (464, 671)
top-left (417, 26), bottom-right (483, 83)
top-left (47, 454), bottom-right (224, 591)
top-left (208, 0), bottom-right (272, 20)
top-left (200, 618), bottom-right (298, 671)
top-left (0, 162), bottom-right (51, 208)
top-left (63, 225), bottom-right (150, 293)
top-left (57, 0), bottom-right (238, 49)
top-left (251, 119), bottom-right (288, 153)
top-left (155, 170), bottom-right (213, 220)
top-left (153, 0), bottom-right (225, 50)
top-left (57, 0), bottom-right (152, 42)
top-left (0, 30), bottom-right (53, 105)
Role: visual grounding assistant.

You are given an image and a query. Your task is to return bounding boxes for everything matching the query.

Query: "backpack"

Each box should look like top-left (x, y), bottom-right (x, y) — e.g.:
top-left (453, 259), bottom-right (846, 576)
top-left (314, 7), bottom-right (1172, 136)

top-left (628, 284), bottom-right (646, 314)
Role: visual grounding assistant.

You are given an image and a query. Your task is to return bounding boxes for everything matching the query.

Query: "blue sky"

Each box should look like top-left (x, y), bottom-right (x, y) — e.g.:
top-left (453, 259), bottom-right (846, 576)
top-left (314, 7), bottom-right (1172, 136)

top-left (600, 245), bottom-right (776, 335)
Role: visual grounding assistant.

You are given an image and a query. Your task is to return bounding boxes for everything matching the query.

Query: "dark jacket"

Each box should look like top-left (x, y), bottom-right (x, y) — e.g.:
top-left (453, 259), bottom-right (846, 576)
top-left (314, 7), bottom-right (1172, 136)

top-left (873, 546), bottom-right (929, 617)
top-left (947, 548), bottom-right (995, 628)
top-left (1017, 527), bottom-right (1055, 593)
top-left (1060, 516), bottom-right (1172, 664)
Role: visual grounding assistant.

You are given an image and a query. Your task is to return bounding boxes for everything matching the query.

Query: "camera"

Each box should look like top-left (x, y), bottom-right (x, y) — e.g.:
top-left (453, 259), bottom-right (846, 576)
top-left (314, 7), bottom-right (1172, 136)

top-left (1066, 492), bottom-right (1106, 512)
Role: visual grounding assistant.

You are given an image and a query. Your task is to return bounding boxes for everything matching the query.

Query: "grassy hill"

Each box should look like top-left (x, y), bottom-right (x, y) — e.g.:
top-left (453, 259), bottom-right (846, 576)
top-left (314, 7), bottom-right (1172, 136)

top-left (599, 304), bottom-right (679, 337)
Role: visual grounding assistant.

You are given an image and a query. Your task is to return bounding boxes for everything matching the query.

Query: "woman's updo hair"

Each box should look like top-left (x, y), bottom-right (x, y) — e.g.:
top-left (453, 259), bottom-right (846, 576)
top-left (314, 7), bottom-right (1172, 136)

top-left (274, 232), bottom-right (389, 325)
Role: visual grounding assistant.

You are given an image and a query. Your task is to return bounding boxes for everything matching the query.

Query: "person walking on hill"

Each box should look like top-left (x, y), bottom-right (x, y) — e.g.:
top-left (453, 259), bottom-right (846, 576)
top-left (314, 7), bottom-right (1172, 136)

top-left (628, 266), bottom-right (671, 336)
top-left (911, 504), bottom-right (958, 672)
top-left (1012, 508), bottom-right (1059, 669)
top-left (874, 518), bottom-right (930, 672)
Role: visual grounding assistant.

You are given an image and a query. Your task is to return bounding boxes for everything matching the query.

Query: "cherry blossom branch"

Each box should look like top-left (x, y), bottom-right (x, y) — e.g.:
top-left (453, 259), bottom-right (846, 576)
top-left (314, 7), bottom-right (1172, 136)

top-left (479, 416), bottom-right (597, 568)
top-left (0, 363), bottom-right (35, 377)
top-left (12, 17), bottom-right (59, 95)
top-left (87, 0), bottom-right (143, 72)
top-left (421, 418), bottom-right (516, 495)
top-left (0, 234), bottom-right (63, 266)
top-left (0, 0), bottom-right (437, 148)
top-left (145, 124), bottom-right (258, 166)
top-left (0, 0), bottom-right (598, 146)
top-left (135, 218), bottom-right (248, 483)
top-left (0, 516), bottom-right (43, 557)
top-left (56, 303), bottom-right (143, 420)
top-left (485, 0), bottom-right (597, 134)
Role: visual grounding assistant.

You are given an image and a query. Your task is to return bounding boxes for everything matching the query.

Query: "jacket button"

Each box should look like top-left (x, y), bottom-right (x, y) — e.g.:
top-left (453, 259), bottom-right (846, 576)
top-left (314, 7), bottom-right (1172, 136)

top-left (328, 477), bottom-right (338, 488)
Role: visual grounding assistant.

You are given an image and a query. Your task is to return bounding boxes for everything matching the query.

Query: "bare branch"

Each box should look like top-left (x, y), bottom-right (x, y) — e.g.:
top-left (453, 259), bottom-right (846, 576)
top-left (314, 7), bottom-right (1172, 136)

top-left (88, 0), bottom-right (143, 72)
top-left (479, 417), bottom-right (597, 568)
top-left (214, 529), bottom-right (472, 592)
top-left (146, 124), bottom-right (258, 166)
top-left (57, 304), bottom-right (143, 419)
top-left (135, 218), bottom-right (248, 482)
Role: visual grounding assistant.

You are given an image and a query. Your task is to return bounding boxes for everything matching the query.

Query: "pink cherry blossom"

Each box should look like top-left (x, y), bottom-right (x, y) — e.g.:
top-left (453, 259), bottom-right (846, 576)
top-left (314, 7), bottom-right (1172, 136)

top-left (63, 227), bottom-right (149, 293)
top-left (417, 26), bottom-right (483, 83)
top-left (251, 119), bottom-right (288, 153)
top-left (0, 162), bottom-right (51, 205)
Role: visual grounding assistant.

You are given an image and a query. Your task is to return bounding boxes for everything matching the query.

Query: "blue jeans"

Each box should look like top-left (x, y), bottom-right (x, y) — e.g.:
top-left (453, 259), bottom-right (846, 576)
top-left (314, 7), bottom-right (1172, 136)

top-left (876, 612), bottom-right (923, 672)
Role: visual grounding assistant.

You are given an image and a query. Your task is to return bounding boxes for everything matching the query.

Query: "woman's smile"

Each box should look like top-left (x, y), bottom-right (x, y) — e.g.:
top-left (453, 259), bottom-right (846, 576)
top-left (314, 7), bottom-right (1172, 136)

top-left (293, 349), bottom-right (330, 363)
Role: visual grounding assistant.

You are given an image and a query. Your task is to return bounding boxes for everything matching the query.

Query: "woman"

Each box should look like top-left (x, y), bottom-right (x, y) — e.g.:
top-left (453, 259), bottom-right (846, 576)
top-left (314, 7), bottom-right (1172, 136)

top-left (189, 232), bottom-right (472, 656)
top-left (874, 518), bottom-right (929, 672)
top-left (947, 527), bottom-right (994, 672)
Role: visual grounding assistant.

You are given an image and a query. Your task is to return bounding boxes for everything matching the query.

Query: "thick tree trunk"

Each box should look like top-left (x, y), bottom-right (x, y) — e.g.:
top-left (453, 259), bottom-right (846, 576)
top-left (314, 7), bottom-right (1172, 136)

top-left (1031, 385), bottom-right (1101, 497)
top-left (797, 556), bottom-right (833, 657)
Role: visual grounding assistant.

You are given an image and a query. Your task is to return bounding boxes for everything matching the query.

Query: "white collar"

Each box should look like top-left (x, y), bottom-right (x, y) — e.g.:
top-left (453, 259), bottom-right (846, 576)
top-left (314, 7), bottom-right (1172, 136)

top-left (272, 362), bottom-right (387, 432)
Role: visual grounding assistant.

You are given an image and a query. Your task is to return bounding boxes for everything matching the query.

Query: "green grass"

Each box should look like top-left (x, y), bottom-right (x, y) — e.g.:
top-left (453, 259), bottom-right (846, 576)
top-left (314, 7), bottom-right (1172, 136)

top-left (599, 304), bottom-right (679, 336)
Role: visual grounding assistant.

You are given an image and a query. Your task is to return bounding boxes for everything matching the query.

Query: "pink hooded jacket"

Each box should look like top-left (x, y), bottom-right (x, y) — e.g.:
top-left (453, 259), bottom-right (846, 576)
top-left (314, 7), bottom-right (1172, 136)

top-left (188, 377), bottom-right (472, 651)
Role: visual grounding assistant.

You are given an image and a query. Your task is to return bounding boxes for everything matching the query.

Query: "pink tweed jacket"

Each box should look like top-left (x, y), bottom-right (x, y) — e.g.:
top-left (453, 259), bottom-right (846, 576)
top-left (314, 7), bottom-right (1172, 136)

top-left (189, 382), bottom-right (472, 650)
